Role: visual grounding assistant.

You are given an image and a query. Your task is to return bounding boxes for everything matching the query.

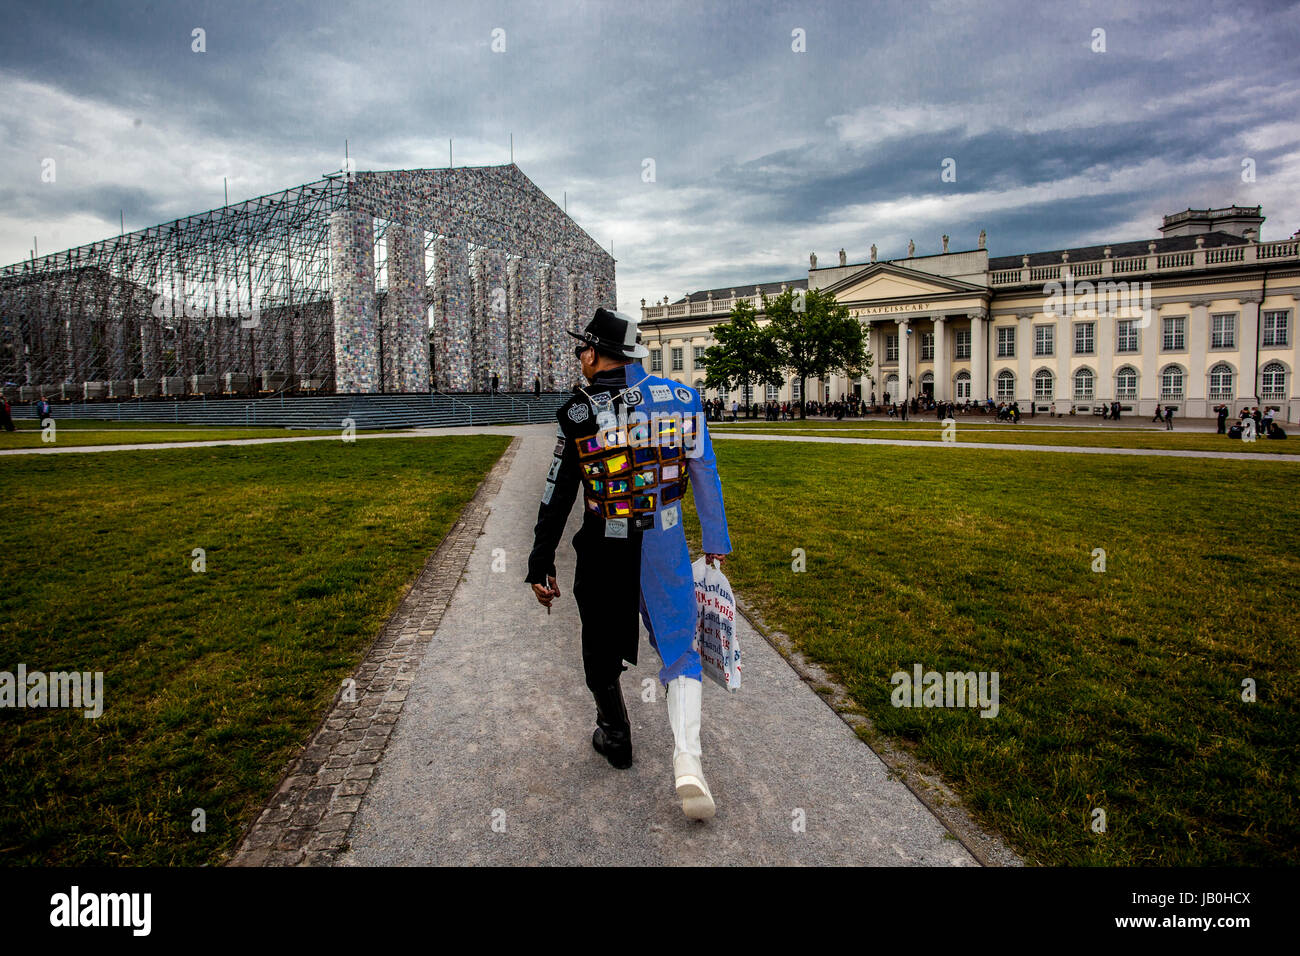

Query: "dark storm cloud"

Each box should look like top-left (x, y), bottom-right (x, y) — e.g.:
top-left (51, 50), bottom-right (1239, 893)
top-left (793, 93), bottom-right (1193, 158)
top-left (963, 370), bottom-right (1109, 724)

top-left (1, 0), bottom-right (1298, 310)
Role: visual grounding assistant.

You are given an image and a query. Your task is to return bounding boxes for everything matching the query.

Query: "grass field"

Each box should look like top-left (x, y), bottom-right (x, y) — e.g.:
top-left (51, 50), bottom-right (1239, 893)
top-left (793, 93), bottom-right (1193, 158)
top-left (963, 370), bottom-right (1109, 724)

top-left (0, 434), bottom-right (509, 865)
top-left (683, 440), bottom-right (1300, 865)
top-left (711, 417), bottom-right (1300, 454)
top-left (1, 419), bottom-right (383, 449)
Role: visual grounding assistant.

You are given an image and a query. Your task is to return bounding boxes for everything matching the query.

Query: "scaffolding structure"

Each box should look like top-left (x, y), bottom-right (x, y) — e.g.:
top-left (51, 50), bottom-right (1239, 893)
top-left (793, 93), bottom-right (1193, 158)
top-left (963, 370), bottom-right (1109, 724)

top-left (1, 164), bottom-right (616, 401)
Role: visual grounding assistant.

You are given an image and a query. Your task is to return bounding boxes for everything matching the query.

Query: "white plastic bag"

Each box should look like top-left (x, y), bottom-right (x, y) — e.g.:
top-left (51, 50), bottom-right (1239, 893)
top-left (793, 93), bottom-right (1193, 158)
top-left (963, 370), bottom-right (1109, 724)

top-left (693, 556), bottom-right (741, 691)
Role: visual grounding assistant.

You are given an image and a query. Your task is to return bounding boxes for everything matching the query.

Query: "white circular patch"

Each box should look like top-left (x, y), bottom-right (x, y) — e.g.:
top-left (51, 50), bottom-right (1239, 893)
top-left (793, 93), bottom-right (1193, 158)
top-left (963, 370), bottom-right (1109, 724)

top-left (623, 387), bottom-right (643, 406)
top-left (674, 386), bottom-right (692, 403)
top-left (567, 402), bottom-right (589, 423)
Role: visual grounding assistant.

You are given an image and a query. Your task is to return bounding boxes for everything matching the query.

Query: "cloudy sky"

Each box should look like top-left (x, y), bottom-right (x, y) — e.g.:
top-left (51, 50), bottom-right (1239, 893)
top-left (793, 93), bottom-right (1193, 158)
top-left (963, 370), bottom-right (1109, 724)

top-left (1, 0), bottom-right (1297, 314)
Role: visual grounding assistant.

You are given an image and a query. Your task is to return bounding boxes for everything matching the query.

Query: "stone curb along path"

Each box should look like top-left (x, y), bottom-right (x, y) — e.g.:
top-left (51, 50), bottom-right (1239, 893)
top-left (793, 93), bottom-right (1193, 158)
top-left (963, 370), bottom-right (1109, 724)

top-left (225, 438), bottom-right (520, 866)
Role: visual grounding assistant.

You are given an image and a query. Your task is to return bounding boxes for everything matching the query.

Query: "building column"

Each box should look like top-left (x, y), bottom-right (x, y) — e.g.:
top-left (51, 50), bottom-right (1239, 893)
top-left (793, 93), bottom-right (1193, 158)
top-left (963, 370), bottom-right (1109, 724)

top-left (470, 248), bottom-right (508, 393)
top-left (571, 273), bottom-right (595, 338)
top-left (541, 265), bottom-right (571, 390)
top-left (433, 236), bottom-right (471, 392)
top-left (592, 267), bottom-right (617, 314)
top-left (1097, 308), bottom-right (1114, 403)
top-left (328, 209), bottom-right (378, 394)
top-left (1188, 295), bottom-right (1211, 413)
top-left (864, 321), bottom-right (878, 400)
top-left (1017, 313), bottom-right (1033, 404)
top-left (508, 257), bottom-right (541, 392)
top-left (1238, 292), bottom-right (1262, 402)
top-left (933, 316), bottom-right (948, 401)
top-left (384, 223), bottom-right (430, 392)
top-left (969, 310), bottom-right (988, 402)
top-left (896, 318), bottom-right (910, 403)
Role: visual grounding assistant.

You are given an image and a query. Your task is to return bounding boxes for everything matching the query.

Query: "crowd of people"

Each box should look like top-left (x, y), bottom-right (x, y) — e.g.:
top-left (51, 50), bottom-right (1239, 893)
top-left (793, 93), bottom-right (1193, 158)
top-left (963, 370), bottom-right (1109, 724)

top-left (700, 391), bottom-right (1289, 440)
top-left (1216, 404), bottom-right (1286, 440)
top-left (704, 392), bottom-right (1021, 423)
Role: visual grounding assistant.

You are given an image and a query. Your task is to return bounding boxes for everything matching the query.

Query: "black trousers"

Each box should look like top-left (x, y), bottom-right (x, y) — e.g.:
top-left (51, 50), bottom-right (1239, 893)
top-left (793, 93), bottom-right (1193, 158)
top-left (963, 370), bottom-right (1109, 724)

top-left (571, 514), bottom-right (643, 694)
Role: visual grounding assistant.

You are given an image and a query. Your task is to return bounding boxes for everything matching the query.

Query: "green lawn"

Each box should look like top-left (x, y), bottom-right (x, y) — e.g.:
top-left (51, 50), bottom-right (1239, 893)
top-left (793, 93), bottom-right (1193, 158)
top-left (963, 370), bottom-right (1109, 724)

top-left (711, 418), bottom-right (1300, 454)
top-left (684, 440), bottom-right (1299, 865)
top-left (1, 419), bottom-right (385, 449)
top-left (0, 435), bottom-right (508, 865)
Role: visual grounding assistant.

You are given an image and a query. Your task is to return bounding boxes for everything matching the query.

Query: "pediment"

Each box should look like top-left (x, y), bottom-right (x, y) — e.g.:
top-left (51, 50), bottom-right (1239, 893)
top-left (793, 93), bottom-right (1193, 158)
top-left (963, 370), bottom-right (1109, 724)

top-left (822, 263), bottom-right (984, 303)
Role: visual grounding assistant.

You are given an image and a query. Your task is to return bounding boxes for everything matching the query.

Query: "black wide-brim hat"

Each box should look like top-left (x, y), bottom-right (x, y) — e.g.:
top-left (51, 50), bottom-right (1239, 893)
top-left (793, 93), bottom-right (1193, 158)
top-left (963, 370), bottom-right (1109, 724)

top-left (567, 307), bottom-right (650, 359)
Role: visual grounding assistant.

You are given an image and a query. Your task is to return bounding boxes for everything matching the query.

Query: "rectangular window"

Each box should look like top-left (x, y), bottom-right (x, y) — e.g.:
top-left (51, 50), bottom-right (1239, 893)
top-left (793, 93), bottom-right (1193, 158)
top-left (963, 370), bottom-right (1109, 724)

top-left (693, 346), bottom-right (707, 365)
top-left (1034, 325), bottom-right (1054, 357)
top-left (791, 379), bottom-right (801, 401)
top-left (1074, 322), bottom-right (1095, 355)
top-left (1116, 320), bottom-right (1139, 353)
top-left (1263, 310), bottom-right (1290, 347)
top-left (955, 329), bottom-right (971, 360)
top-left (650, 349), bottom-right (663, 372)
top-left (1210, 313), bottom-right (1236, 349)
top-left (766, 384), bottom-right (779, 401)
top-left (997, 326), bottom-right (1015, 358)
top-left (671, 347), bottom-right (683, 371)
top-left (920, 331), bottom-right (934, 361)
top-left (1162, 316), bottom-right (1186, 350)
top-left (886, 334), bottom-right (898, 362)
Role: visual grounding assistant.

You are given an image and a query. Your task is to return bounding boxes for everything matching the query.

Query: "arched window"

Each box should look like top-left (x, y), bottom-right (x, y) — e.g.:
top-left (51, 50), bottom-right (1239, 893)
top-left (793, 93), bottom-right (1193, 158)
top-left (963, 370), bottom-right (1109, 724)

top-left (1073, 367), bottom-right (1094, 399)
top-left (884, 373), bottom-right (899, 402)
top-left (1115, 366), bottom-right (1138, 399)
top-left (1160, 365), bottom-right (1184, 400)
top-left (766, 384), bottom-right (779, 401)
top-left (1261, 362), bottom-right (1287, 399)
top-left (1034, 368), bottom-right (1054, 399)
top-left (1208, 364), bottom-right (1233, 400)
top-left (996, 369), bottom-right (1015, 398)
top-left (955, 370), bottom-right (971, 400)
top-left (791, 378), bottom-right (802, 401)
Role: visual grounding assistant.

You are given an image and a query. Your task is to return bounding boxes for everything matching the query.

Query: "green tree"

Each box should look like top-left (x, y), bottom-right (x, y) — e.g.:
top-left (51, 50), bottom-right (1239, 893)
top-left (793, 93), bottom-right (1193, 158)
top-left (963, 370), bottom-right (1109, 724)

top-left (698, 298), bottom-right (784, 418)
top-left (763, 287), bottom-right (869, 418)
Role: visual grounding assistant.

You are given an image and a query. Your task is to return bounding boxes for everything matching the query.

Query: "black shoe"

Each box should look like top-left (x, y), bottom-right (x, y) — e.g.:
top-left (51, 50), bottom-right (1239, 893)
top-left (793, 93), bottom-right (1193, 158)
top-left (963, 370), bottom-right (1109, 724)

top-left (591, 683), bottom-right (633, 769)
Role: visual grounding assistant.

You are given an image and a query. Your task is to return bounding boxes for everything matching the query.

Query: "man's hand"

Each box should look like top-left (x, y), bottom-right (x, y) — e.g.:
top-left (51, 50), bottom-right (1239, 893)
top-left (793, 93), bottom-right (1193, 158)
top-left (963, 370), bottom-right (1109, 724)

top-left (704, 553), bottom-right (726, 567)
top-left (532, 576), bottom-right (561, 608)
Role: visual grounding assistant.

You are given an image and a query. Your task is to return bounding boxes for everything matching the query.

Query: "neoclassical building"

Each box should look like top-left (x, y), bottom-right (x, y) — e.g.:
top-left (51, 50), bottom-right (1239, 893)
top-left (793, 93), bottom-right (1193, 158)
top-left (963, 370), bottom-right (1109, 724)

top-left (639, 205), bottom-right (1299, 421)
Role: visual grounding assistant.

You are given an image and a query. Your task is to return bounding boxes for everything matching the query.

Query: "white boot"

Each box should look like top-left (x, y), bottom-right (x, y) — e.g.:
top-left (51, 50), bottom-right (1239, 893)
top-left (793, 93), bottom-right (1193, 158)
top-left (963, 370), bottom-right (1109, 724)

top-left (666, 676), bottom-right (715, 820)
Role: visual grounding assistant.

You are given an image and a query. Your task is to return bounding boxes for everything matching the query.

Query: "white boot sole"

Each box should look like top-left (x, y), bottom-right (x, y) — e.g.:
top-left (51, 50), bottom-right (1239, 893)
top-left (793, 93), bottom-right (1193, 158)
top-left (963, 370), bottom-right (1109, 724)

top-left (675, 775), bottom-right (716, 820)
